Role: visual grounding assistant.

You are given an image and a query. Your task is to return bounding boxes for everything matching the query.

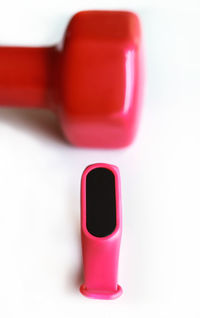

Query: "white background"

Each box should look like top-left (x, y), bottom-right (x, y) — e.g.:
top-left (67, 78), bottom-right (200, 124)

top-left (0, 1), bottom-right (200, 317)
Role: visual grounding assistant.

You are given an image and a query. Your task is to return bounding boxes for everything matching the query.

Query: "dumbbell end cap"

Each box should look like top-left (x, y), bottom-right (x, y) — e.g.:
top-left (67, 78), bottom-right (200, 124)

top-left (60, 10), bottom-right (143, 148)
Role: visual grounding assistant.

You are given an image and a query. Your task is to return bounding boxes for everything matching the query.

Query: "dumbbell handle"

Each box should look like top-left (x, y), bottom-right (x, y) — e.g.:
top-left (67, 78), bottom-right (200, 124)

top-left (0, 45), bottom-right (58, 108)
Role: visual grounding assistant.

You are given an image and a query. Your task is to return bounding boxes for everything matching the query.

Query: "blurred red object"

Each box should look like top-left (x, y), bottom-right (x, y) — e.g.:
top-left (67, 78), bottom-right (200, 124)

top-left (0, 10), bottom-right (143, 148)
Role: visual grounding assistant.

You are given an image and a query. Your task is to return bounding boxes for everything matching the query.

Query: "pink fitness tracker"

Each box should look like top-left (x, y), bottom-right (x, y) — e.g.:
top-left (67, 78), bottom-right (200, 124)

top-left (80, 163), bottom-right (122, 299)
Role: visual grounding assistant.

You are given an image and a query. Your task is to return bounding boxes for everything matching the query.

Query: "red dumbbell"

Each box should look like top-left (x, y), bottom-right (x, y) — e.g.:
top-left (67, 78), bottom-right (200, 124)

top-left (0, 10), bottom-right (143, 148)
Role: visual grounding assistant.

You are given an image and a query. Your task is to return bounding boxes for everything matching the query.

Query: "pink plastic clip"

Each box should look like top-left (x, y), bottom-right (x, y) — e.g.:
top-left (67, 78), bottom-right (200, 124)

top-left (80, 163), bottom-right (122, 300)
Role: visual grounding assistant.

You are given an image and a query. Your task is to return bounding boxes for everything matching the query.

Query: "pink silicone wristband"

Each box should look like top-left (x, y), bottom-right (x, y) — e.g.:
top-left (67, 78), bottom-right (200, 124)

top-left (80, 163), bottom-right (122, 300)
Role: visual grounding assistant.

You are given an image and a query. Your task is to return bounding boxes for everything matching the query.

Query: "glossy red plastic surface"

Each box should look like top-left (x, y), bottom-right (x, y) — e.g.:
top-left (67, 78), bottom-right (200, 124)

top-left (0, 11), bottom-right (143, 148)
top-left (60, 11), bottom-right (142, 148)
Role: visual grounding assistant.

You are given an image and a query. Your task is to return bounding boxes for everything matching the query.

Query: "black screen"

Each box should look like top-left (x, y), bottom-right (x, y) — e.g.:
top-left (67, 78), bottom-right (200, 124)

top-left (86, 167), bottom-right (116, 237)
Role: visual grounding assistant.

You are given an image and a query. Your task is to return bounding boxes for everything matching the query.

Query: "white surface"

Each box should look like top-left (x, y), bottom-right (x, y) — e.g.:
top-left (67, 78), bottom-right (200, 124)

top-left (0, 2), bottom-right (200, 318)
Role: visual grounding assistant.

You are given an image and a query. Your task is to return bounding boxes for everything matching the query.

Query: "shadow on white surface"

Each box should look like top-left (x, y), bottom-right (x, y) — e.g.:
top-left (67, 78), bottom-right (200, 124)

top-left (0, 108), bottom-right (66, 145)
